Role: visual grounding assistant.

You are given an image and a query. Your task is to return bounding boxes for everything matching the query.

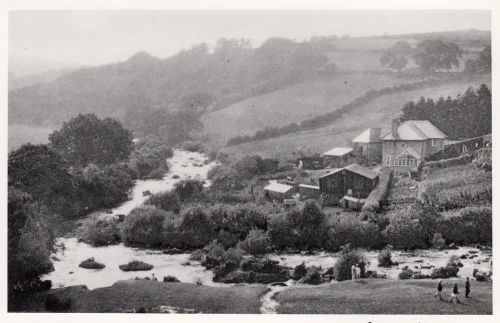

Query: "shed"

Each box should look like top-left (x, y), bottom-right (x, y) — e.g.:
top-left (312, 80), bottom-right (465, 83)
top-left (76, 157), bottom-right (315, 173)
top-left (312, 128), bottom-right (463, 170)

top-left (322, 147), bottom-right (353, 167)
top-left (339, 195), bottom-right (366, 211)
top-left (298, 184), bottom-right (321, 199)
top-left (318, 163), bottom-right (379, 205)
top-left (263, 182), bottom-right (294, 201)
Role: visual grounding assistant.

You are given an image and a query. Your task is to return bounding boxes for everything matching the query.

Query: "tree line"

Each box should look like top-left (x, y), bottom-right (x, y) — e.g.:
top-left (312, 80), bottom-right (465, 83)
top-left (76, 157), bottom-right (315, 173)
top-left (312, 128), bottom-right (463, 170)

top-left (401, 84), bottom-right (491, 139)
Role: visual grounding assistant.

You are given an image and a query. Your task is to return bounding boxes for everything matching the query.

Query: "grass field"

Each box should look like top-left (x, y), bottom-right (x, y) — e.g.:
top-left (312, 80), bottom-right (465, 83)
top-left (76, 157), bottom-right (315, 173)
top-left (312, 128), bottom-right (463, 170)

top-left (221, 75), bottom-right (491, 158)
top-left (8, 123), bottom-right (55, 151)
top-left (277, 279), bottom-right (492, 314)
top-left (202, 73), bottom-right (423, 145)
top-left (10, 280), bottom-right (268, 313)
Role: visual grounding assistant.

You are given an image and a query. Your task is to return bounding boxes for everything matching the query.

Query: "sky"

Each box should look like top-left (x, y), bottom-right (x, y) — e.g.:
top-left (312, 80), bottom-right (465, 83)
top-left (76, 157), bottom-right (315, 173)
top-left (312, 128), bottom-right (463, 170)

top-left (9, 10), bottom-right (491, 75)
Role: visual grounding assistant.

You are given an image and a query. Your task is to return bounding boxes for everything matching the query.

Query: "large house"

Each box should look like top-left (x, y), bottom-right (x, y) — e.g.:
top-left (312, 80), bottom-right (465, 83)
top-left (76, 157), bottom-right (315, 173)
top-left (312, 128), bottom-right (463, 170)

top-left (382, 120), bottom-right (447, 174)
top-left (351, 127), bottom-right (390, 162)
top-left (319, 163), bottom-right (379, 205)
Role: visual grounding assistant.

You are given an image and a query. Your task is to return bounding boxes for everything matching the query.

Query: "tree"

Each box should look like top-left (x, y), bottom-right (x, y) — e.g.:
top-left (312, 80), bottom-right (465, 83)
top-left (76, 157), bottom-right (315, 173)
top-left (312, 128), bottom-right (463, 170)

top-left (333, 244), bottom-right (368, 281)
top-left (465, 45), bottom-right (491, 74)
top-left (380, 41), bottom-right (413, 72)
top-left (413, 39), bottom-right (463, 72)
top-left (290, 202), bottom-right (328, 249)
top-left (145, 191), bottom-right (181, 213)
top-left (238, 229), bottom-right (271, 255)
top-left (120, 206), bottom-right (170, 246)
top-left (8, 144), bottom-right (82, 216)
top-left (179, 206), bottom-right (216, 248)
top-left (8, 187), bottom-right (55, 288)
top-left (49, 113), bottom-right (134, 167)
top-left (173, 179), bottom-right (204, 201)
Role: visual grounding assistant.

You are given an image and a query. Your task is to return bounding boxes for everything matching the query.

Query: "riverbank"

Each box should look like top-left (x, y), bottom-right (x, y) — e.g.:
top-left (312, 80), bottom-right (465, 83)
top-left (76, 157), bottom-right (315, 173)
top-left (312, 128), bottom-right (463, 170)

top-left (276, 278), bottom-right (492, 314)
top-left (10, 280), bottom-right (268, 313)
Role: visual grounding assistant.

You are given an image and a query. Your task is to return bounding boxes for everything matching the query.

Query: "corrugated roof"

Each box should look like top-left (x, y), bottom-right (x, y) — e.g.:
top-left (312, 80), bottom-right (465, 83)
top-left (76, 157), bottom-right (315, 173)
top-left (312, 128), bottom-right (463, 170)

top-left (319, 164), bottom-right (378, 180)
top-left (322, 147), bottom-right (353, 157)
top-left (344, 163), bottom-right (379, 180)
top-left (382, 120), bottom-right (446, 141)
top-left (264, 182), bottom-right (293, 193)
top-left (298, 184), bottom-right (320, 190)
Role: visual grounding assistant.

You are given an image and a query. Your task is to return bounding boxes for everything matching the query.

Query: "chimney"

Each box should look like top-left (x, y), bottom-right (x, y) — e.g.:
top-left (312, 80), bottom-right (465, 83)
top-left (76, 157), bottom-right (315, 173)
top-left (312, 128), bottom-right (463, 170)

top-left (391, 119), bottom-right (400, 139)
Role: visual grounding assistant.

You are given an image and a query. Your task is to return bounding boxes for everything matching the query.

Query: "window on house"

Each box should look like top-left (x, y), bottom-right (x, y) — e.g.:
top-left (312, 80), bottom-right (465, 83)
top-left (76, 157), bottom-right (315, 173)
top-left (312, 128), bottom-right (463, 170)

top-left (431, 139), bottom-right (438, 147)
top-left (462, 145), bottom-right (468, 153)
top-left (386, 156), bottom-right (391, 166)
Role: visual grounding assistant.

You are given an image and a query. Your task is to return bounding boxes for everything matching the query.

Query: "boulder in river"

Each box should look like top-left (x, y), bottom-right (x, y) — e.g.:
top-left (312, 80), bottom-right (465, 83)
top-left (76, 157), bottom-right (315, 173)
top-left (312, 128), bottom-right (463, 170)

top-left (142, 190), bottom-right (152, 197)
top-left (79, 258), bottom-right (105, 270)
top-left (163, 275), bottom-right (180, 283)
top-left (119, 260), bottom-right (154, 272)
top-left (163, 248), bottom-right (183, 255)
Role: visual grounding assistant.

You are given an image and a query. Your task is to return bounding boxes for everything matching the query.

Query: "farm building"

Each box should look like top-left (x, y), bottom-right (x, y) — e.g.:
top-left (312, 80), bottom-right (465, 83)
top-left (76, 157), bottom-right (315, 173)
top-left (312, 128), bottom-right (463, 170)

top-left (319, 163), bottom-right (379, 205)
top-left (427, 134), bottom-right (492, 161)
top-left (298, 184), bottom-right (321, 199)
top-left (352, 127), bottom-right (390, 162)
top-left (322, 147), bottom-right (353, 168)
top-left (263, 182), bottom-right (294, 201)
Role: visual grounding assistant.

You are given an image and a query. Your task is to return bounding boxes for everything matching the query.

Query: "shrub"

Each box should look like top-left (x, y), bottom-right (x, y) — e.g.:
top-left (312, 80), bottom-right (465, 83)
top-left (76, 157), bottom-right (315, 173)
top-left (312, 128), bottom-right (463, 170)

top-left (201, 240), bottom-right (225, 269)
top-left (120, 206), bottom-right (170, 246)
top-left (432, 233), bottom-right (446, 250)
top-left (377, 245), bottom-right (394, 267)
top-left (79, 258), bottom-right (105, 270)
top-left (145, 191), bottom-right (181, 213)
top-left (362, 169), bottom-right (393, 213)
top-left (447, 255), bottom-right (463, 268)
top-left (383, 208), bottom-right (428, 249)
top-left (179, 206), bottom-right (216, 248)
top-left (77, 214), bottom-right (121, 246)
top-left (431, 266), bottom-right (459, 279)
top-left (332, 244), bottom-right (368, 281)
top-left (210, 203), bottom-right (269, 242)
top-left (292, 262), bottom-right (308, 280)
top-left (217, 230), bottom-right (240, 249)
top-left (289, 202), bottom-right (327, 249)
top-left (326, 215), bottom-right (383, 251)
top-left (267, 212), bottom-right (297, 250)
top-left (299, 266), bottom-right (322, 285)
top-left (398, 268), bottom-right (415, 280)
top-left (163, 275), bottom-right (180, 282)
top-left (173, 180), bottom-right (204, 201)
top-left (119, 260), bottom-right (154, 271)
top-left (181, 141), bottom-right (204, 152)
top-left (436, 206), bottom-right (492, 245)
top-left (237, 229), bottom-right (271, 255)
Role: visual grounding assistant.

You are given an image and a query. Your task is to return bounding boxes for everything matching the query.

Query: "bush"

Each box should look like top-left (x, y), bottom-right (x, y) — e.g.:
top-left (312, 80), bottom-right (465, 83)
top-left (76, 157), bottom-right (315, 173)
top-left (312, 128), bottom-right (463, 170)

top-left (119, 260), bottom-right (154, 272)
top-left (398, 268), bottom-right (415, 280)
top-left (145, 191), bottom-right (181, 213)
top-left (332, 244), bottom-right (368, 281)
top-left (292, 262), bottom-right (308, 280)
top-left (289, 202), bottom-right (327, 249)
top-left (383, 208), bottom-right (428, 249)
top-left (298, 266), bottom-right (322, 285)
top-left (179, 206), bottom-right (216, 248)
top-left (173, 179), bottom-right (204, 201)
top-left (377, 245), bottom-right (394, 267)
top-left (181, 141), bottom-right (204, 152)
top-left (267, 212), bottom-right (297, 250)
top-left (163, 275), bottom-right (180, 282)
top-left (432, 233), bottom-right (446, 250)
top-left (79, 258), bottom-right (105, 269)
top-left (436, 206), bottom-right (492, 245)
top-left (447, 255), bottom-right (463, 268)
top-left (237, 229), bottom-right (271, 255)
top-left (431, 266), bottom-right (459, 279)
top-left (326, 215), bottom-right (383, 251)
top-left (362, 169), bottom-right (393, 213)
top-left (120, 206), bottom-right (170, 246)
top-left (77, 214), bottom-right (121, 246)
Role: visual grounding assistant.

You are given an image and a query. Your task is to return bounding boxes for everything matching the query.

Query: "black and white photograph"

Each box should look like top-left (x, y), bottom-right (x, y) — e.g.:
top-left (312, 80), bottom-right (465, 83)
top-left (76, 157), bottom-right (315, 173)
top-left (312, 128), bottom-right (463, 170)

top-left (3, 1), bottom-right (497, 321)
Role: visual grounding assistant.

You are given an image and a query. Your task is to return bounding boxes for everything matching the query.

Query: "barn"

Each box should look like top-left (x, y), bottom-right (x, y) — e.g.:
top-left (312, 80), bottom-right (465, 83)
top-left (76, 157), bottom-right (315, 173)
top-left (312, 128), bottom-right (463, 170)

top-left (263, 182), bottom-right (294, 202)
top-left (298, 184), bottom-right (321, 199)
top-left (318, 163), bottom-right (379, 205)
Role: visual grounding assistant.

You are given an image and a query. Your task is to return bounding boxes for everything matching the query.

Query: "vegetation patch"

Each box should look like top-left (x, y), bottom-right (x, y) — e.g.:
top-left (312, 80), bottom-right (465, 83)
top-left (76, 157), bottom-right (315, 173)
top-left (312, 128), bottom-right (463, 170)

top-left (119, 260), bottom-right (154, 272)
top-left (79, 258), bottom-right (105, 270)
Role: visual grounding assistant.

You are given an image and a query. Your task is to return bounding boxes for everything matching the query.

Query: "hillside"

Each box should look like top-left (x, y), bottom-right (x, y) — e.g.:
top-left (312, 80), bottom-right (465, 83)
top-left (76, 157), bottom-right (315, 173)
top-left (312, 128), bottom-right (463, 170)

top-left (221, 74), bottom-right (490, 158)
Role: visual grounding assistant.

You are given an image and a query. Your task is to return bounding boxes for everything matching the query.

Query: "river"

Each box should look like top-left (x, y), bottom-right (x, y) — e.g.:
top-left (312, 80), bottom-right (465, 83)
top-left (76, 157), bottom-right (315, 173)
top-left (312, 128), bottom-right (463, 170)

top-left (43, 149), bottom-right (492, 293)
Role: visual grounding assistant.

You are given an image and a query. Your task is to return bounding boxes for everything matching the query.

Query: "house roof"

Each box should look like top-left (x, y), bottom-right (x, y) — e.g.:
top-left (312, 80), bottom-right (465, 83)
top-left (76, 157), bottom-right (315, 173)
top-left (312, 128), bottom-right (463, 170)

top-left (352, 128), bottom-right (391, 143)
top-left (298, 184), bottom-right (320, 190)
top-left (382, 120), bottom-right (447, 141)
top-left (264, 182), bottom-right (294, 194)
top-left (322, 147), bottom-right (353, 157)
top-left (319, 163), bottom-right (378, 180)
top-left (344, 163), bottom-right (379, 180)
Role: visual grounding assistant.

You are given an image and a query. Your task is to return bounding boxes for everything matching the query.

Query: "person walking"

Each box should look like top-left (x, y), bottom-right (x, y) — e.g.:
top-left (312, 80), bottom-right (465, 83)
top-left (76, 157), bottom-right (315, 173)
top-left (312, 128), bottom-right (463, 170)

top-left (351, 264), bottom-right (356, 281)
top-left (434, 280), bottom-right (443, 300)
top-left (355, 264), bottom-right (361, 281)
top-left (450, 283), bottom-right (460, 304)
top-left (465, 277), bottom-right (471, 298)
